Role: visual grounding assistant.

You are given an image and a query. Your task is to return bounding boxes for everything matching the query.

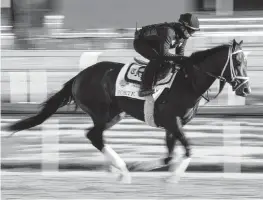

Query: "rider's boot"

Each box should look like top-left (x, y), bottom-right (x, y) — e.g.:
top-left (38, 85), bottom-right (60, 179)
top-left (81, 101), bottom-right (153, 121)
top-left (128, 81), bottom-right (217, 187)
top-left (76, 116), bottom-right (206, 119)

top-left (138, 61), bottom-right (157, 97)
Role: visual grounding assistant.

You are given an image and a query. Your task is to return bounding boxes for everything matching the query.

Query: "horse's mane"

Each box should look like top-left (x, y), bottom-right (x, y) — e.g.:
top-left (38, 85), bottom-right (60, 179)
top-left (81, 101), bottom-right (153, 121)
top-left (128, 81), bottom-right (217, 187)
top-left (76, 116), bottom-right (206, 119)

top-left (190, 44), bottom-right (230, 64)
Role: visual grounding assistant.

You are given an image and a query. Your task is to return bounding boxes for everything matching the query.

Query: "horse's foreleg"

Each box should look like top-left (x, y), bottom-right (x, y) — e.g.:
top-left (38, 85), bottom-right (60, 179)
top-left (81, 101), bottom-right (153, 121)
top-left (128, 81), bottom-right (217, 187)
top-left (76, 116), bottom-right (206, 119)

top-left (162, 116), bottom-right (191, 182)
top-left (177, 133), bottom-right (191, 158)
top-left (163, 116), bottom-right (191, 158)
top-left (164, 130), bottom-right (177, 164)
top-left (173, 117), bottom-right (191, 158)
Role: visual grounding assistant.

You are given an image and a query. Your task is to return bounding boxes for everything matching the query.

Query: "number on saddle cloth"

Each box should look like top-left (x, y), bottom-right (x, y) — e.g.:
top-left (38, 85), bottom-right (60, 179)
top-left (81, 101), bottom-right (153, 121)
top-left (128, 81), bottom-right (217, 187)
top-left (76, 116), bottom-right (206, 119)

top-left (125, 62), bottom-right (175, 86)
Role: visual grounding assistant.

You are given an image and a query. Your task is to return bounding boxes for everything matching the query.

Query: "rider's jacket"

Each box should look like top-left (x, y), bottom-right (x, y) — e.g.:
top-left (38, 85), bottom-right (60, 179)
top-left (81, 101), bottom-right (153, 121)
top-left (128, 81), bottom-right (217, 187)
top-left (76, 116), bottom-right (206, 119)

top-left (137, 22), bottom-right (189, 59)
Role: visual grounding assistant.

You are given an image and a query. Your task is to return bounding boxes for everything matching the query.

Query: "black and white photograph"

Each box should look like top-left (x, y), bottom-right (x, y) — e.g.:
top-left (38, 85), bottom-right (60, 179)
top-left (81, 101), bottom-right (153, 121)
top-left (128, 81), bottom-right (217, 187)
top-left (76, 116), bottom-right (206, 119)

top-left (1, 0), bottom-right (263, 199)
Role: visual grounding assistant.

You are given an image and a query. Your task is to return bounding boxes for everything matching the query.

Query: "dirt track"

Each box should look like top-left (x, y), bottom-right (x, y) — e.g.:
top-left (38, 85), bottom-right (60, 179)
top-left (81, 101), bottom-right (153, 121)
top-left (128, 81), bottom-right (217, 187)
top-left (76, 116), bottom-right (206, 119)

top-left (2, 172), bottom-right (263, 199)
top-left (1, 115), bottom-right (263, 199)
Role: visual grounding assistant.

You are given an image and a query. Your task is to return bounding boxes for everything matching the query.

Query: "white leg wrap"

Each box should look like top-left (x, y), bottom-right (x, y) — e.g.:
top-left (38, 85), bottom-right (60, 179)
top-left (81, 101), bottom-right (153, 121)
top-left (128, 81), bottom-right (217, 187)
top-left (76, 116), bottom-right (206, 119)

top-left (167, 157), bottom-right (192, 183)
top-left (102, 145), bottom-right (127, 172)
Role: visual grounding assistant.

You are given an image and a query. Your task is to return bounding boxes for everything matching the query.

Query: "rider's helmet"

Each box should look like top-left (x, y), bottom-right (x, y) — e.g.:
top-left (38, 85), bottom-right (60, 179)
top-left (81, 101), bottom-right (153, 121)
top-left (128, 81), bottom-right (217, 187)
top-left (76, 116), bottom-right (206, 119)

top-left (179, 13), bottom-right (200, 37)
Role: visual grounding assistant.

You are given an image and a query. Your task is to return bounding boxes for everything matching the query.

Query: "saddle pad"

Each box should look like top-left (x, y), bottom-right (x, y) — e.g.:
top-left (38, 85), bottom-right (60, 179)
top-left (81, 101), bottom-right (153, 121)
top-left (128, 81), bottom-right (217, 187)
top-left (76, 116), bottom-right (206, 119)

top-left (115, 62), bottom-right (177, 100)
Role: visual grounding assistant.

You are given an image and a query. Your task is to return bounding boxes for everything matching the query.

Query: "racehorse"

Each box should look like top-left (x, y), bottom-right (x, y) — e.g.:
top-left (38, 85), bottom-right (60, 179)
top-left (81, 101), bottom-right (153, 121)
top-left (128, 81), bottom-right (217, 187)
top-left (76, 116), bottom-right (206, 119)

top-left (5, 39), bottom-right (251, 183)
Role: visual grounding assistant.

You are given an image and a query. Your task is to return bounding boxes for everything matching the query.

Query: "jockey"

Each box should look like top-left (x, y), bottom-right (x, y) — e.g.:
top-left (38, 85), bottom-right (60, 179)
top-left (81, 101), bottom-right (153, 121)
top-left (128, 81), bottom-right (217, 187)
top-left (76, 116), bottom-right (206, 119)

top-left (133, 13), bottom-right (200, 97)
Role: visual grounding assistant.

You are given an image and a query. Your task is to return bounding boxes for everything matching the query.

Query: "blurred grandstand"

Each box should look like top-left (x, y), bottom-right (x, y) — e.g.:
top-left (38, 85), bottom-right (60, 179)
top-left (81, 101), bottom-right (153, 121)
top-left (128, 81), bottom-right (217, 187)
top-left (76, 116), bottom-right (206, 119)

top-left (1, 0), bottom-right (263, 114)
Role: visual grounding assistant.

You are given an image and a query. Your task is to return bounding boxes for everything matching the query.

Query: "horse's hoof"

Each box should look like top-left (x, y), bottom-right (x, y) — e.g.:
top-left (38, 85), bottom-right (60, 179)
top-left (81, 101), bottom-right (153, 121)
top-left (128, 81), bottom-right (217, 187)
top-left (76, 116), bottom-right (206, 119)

top-left (106, 165), bottom-right (115, 173)
top-left (117, 172), bottom-right (132, 184)
top-left (165, 176), bottom-right (179, 183)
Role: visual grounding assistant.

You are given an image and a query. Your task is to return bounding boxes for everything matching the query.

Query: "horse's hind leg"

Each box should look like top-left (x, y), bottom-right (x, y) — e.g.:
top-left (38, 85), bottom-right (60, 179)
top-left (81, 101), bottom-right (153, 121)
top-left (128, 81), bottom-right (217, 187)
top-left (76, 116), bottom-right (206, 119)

top-left (105, 111), bottom-right (125, 129)
top-left (79, 102), bottom-right (130, 182)
top-left (72, 71), bottom-right (130, 182)
top-left (87, 114), bottom-right (131, 183)
top-left (85, 112), bottom-right (125, 131)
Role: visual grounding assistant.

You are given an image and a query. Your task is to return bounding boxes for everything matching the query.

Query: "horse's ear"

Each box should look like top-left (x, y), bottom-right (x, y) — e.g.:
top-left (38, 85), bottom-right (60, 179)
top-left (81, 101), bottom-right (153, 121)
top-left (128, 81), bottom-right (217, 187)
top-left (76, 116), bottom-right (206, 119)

top-left (232, 39), bottom-right (237, 49)
top-left (239, 40), bottom-right (243, 46)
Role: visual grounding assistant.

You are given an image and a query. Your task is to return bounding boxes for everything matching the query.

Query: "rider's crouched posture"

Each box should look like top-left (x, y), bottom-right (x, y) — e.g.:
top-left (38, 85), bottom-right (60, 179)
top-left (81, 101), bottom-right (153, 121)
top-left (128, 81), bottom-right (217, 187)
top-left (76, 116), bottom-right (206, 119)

top-left (133, 13), bottom-right (200, 97)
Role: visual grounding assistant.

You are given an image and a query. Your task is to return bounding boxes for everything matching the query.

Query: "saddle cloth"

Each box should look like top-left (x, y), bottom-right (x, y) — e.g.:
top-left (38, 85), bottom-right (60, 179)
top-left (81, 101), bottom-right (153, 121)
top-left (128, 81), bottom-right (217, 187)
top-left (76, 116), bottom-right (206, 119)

top-left (115, 62), bottom-right (177, 100)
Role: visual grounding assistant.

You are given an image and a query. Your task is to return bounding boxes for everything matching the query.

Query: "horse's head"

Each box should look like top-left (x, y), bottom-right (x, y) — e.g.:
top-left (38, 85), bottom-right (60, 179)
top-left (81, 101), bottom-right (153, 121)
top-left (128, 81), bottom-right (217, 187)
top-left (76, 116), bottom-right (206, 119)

top-left (221, 39), bottom-right (251, 97)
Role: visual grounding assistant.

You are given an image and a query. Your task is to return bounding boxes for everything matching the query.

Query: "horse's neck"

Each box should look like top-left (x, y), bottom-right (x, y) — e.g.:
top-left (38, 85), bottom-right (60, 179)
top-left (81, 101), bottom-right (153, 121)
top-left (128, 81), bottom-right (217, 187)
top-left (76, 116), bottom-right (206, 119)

top-left (192, 65), bottom-right (216, 96)
top-left (192, 48), bottom-right (228, 96)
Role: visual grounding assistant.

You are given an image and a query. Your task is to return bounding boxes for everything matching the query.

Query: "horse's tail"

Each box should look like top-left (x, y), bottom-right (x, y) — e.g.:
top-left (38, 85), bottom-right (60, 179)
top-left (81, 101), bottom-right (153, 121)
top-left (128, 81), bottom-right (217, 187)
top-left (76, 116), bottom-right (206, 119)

top-left (6, 77), bottom-right (76, 133)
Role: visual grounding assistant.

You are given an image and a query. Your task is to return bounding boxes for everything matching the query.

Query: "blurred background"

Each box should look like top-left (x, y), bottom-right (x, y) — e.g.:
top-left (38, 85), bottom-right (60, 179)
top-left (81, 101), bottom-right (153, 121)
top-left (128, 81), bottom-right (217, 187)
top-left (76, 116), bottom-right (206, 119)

top-left (1, 0), bottom-right (263, 113)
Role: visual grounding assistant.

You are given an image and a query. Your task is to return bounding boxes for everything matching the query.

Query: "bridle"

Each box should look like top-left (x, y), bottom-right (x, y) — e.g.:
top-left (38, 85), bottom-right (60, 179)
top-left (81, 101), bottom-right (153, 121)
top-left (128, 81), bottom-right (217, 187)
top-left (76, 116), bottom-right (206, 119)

top-left (192, 45), bottom-right (249, 103)
top-left (218, 47), bottom-right (249, 90)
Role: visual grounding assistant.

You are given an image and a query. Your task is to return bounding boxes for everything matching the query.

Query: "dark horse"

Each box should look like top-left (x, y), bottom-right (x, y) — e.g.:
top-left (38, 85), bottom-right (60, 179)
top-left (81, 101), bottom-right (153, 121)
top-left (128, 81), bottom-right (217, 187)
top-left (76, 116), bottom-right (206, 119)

top-left (5, 39), bottom-right (251, 182)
